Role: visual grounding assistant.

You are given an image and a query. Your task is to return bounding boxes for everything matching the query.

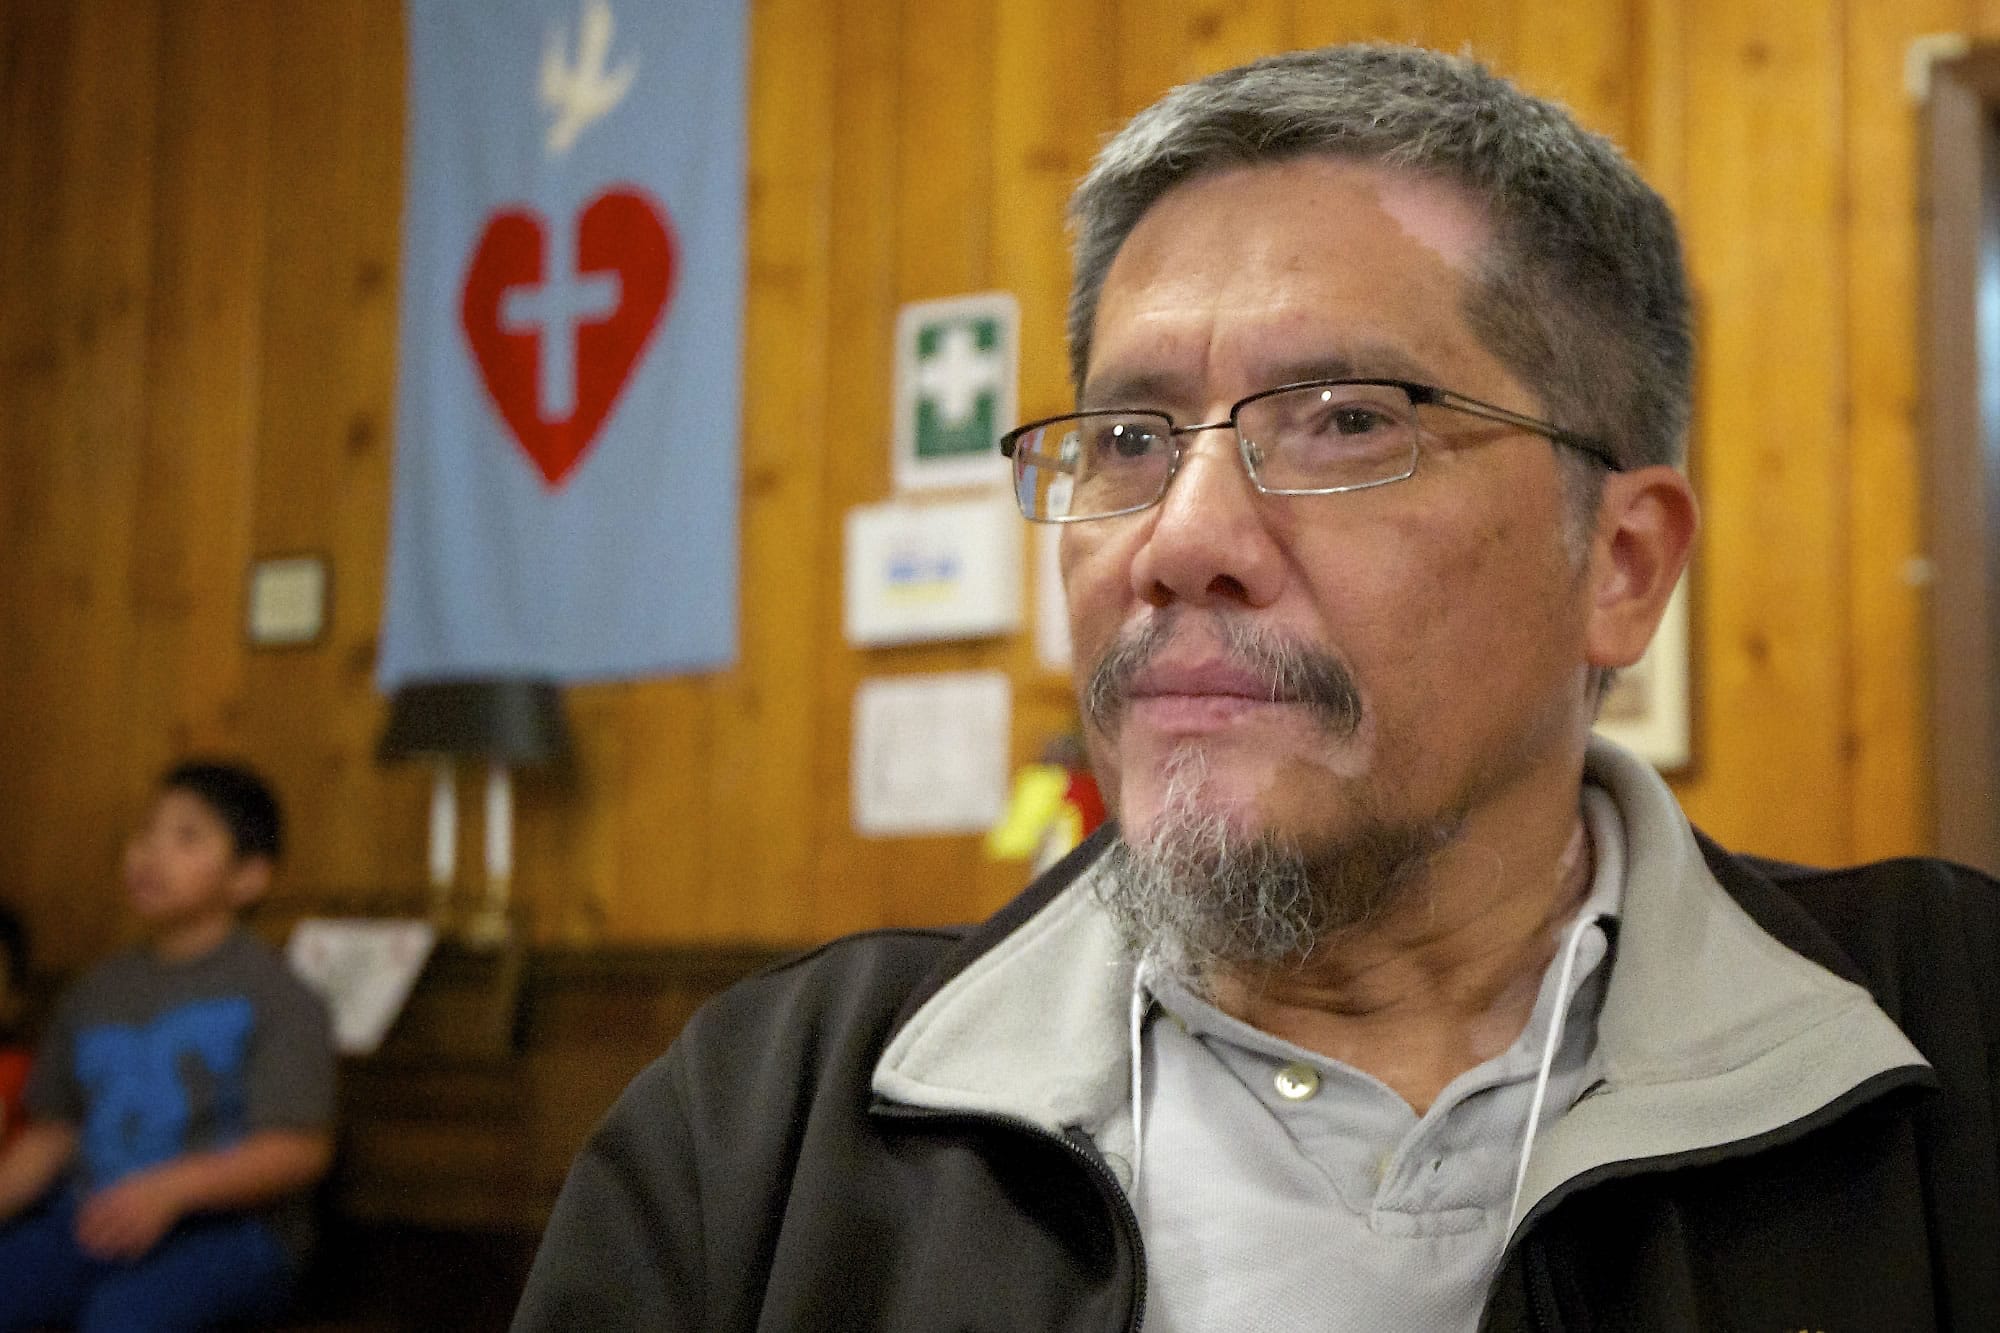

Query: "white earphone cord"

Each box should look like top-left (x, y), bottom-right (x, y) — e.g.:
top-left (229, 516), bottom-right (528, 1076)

top-left (1508, 915), bottom-right (1595, 1225)
top-left (1129, 913), bottom-right (1592, 1217)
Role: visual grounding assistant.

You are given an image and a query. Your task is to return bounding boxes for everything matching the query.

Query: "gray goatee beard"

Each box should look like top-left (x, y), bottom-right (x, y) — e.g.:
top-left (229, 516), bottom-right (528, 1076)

top-left (1094, 747), bottom-right (1461, 994)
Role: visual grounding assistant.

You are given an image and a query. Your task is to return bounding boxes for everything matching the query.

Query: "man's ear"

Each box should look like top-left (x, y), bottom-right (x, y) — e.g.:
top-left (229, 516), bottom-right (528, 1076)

top-left (1585, 464), bottom-right (1699, 670)
top-left (228, 854), bottom-right (274, 909)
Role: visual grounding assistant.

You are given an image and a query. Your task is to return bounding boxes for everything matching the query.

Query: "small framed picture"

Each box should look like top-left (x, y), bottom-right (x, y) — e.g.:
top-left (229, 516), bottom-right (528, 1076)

top-left (1593, 575), bottom-right (1693, 771)
top-left (247, 554), bottom-right (331, 648)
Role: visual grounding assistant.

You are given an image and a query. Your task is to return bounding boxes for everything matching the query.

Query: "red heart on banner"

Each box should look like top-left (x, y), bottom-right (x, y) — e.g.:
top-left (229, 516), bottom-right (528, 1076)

top-left (460, 187), bottom-right (677, 488)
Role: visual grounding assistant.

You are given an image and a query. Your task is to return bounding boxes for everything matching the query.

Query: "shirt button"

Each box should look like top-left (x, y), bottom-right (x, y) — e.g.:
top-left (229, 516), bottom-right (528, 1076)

top-left (1274, 1061), bottom-right (1320, 1101)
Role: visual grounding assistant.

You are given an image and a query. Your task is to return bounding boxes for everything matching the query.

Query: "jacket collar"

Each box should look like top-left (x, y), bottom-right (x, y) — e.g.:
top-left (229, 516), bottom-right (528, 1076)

top-left (872, 827), bottom-right (1142, 1166)
top-left (872, 739), bottom-right (1931, 1208)
top-left (1507, 741), bottom-right (1931, 1230)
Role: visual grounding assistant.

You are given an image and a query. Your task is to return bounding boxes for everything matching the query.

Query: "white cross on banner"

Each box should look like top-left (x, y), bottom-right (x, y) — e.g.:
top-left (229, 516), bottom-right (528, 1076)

top-left (379, 0), bottom-right (746, 688)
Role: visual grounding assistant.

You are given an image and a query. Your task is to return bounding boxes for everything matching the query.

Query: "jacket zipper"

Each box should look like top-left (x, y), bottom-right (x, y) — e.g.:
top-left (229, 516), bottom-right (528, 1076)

top-left (872, 1103), bottom-right (1146, 1332)
top-left (1060, 1124), bottom-right (1147, 1333)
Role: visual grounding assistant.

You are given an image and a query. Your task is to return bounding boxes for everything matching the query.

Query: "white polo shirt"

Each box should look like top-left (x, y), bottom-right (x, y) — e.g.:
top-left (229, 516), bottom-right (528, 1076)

top-left (1131, 786), bottom-right (1626, 1332)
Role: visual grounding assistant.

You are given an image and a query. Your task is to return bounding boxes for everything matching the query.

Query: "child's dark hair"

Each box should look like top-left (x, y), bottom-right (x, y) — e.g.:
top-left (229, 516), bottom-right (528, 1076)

top-left (163, 760), bottom-right (284, 863)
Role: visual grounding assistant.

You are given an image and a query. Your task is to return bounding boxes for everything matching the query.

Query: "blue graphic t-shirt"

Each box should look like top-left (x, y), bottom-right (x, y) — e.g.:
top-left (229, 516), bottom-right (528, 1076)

top-left (72, 993), bottom-right (257, 1186)
top-left (23, 928), bottom-right (334, 1250)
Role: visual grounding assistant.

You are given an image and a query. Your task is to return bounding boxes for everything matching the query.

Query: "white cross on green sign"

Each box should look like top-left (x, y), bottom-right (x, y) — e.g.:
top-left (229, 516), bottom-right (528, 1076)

top-left (914, 316), bottom-right (1005, 459)
top-left (894, 292), bottom-right (1018, 493)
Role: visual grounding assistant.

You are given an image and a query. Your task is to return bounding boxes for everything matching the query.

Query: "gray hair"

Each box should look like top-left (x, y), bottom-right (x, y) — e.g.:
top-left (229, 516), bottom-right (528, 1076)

top-left (1067, 44), bottom-right (1693, 472)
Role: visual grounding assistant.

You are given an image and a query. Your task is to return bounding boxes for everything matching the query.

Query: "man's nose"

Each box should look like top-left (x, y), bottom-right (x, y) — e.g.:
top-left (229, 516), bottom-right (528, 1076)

top-left (1126, 427), bottom-right (1287, 609)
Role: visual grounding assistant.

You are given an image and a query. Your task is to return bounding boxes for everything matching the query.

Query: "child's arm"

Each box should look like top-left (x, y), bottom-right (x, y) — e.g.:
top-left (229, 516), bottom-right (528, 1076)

top-left (0, 1120), bottom-right (77, 1223)
top-left (74, 1127), bottom-right (332, 1261)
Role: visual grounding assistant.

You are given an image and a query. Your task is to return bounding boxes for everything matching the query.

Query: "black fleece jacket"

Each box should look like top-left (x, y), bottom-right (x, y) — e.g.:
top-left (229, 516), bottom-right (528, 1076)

top-left (513, 833), bottom-right (2000, 1331)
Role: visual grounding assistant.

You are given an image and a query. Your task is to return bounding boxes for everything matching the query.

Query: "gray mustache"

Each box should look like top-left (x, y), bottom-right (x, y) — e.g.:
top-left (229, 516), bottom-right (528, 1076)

top-left (1081, 611), bottom-right (1363, 739)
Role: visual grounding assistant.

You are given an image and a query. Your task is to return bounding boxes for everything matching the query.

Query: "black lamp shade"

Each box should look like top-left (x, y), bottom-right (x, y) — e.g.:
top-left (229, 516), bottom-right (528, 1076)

top-left (377, 678), bottom-right (573, 766)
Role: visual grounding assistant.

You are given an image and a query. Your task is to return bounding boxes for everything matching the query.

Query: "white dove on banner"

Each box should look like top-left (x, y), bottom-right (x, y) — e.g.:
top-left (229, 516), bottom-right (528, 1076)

top-left (541, 0), bottom-right (638, 156)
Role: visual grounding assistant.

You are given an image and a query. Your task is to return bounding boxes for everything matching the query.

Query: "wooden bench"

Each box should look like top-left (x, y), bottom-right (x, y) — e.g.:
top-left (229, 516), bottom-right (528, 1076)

top-left (298, 940), bottom-right (797, 1329)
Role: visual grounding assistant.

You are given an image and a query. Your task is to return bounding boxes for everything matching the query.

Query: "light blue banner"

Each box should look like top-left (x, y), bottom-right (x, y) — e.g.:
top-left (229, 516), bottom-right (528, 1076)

top-left (381, 0), bottom-right (744, 687)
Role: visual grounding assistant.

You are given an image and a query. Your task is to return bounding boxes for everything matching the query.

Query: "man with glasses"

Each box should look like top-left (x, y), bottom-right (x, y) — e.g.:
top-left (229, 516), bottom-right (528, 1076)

top-left (517, 44), bottom-right (2000, 1331)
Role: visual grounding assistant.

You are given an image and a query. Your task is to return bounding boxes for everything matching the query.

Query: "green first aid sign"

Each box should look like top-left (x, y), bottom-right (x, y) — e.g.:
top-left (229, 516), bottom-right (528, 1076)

top-left (894, 292), bottom-right (1018, 492)
top-left (914, 315), bottom-right (1005, 459)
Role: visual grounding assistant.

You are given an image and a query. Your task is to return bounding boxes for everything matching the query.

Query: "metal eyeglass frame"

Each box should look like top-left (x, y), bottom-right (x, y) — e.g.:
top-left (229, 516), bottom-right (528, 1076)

top-left (997, 377), bottom-right (1624, 523)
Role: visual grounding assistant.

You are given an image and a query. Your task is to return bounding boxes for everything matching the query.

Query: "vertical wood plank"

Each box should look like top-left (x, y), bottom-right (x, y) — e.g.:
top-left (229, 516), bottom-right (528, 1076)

top-left (1416, 0), bottom-right (1516, 68)
top-left (528, 684), bottom-right (634, 941)
top-left (329, 2), bottom-right (416, 898)
top-left (1840, 0), bottom-right (1956, 858)
top-left (590, 679), bottom-right (709, 941)
top-left (1629, 0), bottom-right (1689, 211)
top-left (10, 0), bottom-right (163, 968)
top-left (242, 3), bottom-right (346, 895)
top-left (972, 0), bottom-right (1122, 921)
top-left (129, 0), bottom-right (273, 778)
top-left (859, 0), bottom-right (1000, 929)
top-left (1502, 3), bottom-right (1636, 142)
top-left (247, 0), bottom-right (416, 907)
top-left (896, 0), bottom-right (997, 299)
top-left (1287, 0), bottom-right (1437, 51)
top-left (798, 0), bottom-right (902, 941)
top-left (699, 0), bottom-right (838, 940)
top-left (0, 0), bottom-right (79, 956)
top-left (1669, 0), bottom-right (1850, 861)
top-left (1117, 0), bottom-right (1289, 119)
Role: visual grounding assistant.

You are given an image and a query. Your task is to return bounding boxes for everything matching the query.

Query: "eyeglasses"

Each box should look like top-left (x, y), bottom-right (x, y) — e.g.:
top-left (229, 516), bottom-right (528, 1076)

top-left (998, 378), bottom-right (1621, 523)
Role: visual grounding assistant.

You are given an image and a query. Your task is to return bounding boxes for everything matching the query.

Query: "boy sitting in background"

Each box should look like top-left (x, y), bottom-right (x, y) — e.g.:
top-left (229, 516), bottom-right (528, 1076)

top-left (0, 761), bottom-right (335, 1332)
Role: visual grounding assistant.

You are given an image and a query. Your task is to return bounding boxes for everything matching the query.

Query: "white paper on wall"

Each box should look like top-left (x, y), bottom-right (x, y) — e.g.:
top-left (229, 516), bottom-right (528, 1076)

top-left (852, 671), bottom-right (1011, 836)
top-left (844, 494), bottom-right (1023, 646)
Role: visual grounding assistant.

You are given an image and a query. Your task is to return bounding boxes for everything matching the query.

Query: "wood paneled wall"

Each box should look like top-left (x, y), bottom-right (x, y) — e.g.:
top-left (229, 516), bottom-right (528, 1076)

top-left (0, 0), bottom-right (1968, 970)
